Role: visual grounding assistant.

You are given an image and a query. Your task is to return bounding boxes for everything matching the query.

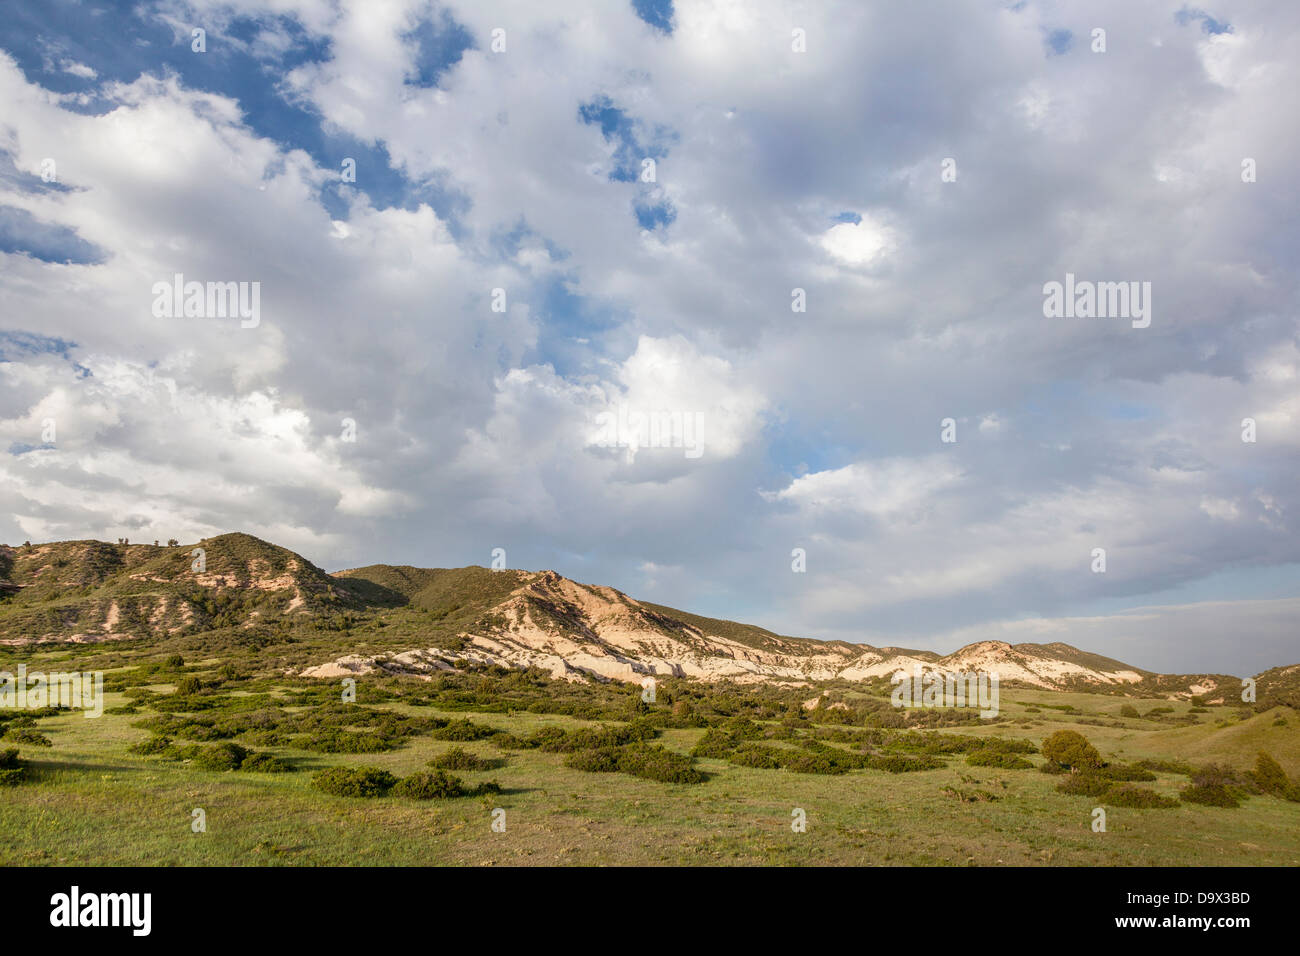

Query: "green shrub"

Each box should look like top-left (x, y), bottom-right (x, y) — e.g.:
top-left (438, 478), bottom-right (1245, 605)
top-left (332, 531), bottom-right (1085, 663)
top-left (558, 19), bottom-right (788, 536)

top-left (311, 766), bottom-right (397, 798)
top-left (784, 751), bottom-right (853, 775)
top-left (429, 746), bottom-right (494, 771)
top-left (727, 743), bottom-right (785, 769)
top-left (864, 753), bottom-right (943, 773)
top-left (431, 719), bottom-right (497, 741)
top-left (1119, 704), bottom-right (1139, 718)
top-left (564, 746), bottom-right (622, 773)
top-left (174, 676), bottom-right (203, 696)
top-left (1105, 785), bottom-right (1179, 809)
top-left (2, 727), bottom-right (51, 747)
top-left (967, 750), bottom-right (1033, 770)
top-left (194, 742), bottom-right (248, 771)
top-left (616, 744), bottom-right (704, 784)
top-left (1096, 763), bottom-right (1157, 782)
top-left (1041, 730), bottom-right (1102, 771)
top-left (393, 770), bottom-right (465, 799)
top-left (690, 728), bottom-right (739, 758)
top-left (0, 748), bottom-right (25, 784)
top-left (128, 735), bottom-right (173, 756)
top-left (240, 751), bottom-right (292, 773)
top-left (299, 730), bottom-right (395, 754)
top-left (1056, 772), bottom-right (1113, 797)
top-left (1252, 751), bottom-right (1290, 797)
top-left (1180, 784), bottom-right (1240, 808)
top-left (565, 744), bottom-right (704, 784)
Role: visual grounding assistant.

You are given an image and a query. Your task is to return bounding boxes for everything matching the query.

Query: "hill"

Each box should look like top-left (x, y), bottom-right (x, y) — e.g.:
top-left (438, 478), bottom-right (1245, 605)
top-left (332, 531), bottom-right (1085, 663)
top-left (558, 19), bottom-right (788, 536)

top-left (0, 534), bottom-right (1286, 700)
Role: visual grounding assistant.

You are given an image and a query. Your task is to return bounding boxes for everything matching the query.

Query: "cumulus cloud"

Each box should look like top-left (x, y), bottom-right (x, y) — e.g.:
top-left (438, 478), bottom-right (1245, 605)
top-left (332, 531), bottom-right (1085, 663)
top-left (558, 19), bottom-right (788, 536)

top-left (1, 0), bottom-right (1298, 674)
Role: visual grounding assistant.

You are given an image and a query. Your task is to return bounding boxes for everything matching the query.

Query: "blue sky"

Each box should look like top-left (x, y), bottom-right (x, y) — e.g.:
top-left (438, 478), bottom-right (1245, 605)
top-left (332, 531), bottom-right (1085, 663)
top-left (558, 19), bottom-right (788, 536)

top-left (0, 0), bottom-right (1297, 676)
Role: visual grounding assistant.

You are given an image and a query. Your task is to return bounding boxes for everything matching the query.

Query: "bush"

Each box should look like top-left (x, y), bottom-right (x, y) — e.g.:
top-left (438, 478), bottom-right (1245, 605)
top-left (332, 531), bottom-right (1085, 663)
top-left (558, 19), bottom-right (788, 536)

top-left (2, 728), bottom-right (51, 747)
top-left (431, 719), bottom-right (497, 741)
top-left (0, 748), bottom-right (24, 784)
top-left (691, 728), bottom-right (739, 758)
top-left (1253, 751), bottom-right (1290, 797)
top-left (128, 735), bottom-right (173, 756)
top-left (429, 746), bottom-right (494, 771)
top-left (1180, 784), bottom-right (1240, 808)
top-left (1096, 763), bottom-right (1156, 782)
top-left (1041, 730), bottom-right (1102, 771)
top-left (727, 743), bottom-right (785, 769)
top-left (565, 744), bottom-right (704, 784)
top-left (564, 746), bottom-right (623, 773)
top-left (299, 730), bottom-right (395, 754)
top-left (311, 766), bottom-right (398, 798)
top-left (393, 769), bottom-right (465, 799)
top-left (616, 744), bottom-right (705, 784)
top-left (240, 751), bottom-right (292, 773)
top-left (864, 753), bottom-right (943, 773)
top-left (1119, 704), bottom-right (1139, 718)
top-left (967, 750), bottom-right (1033, 770)
top-left (784, 751), bottom-right (853, 775)
top-left (174, 676), bottom-right (203, 696)
top-left (1056, 772), bottom-right (1113, 797)
top-left (193, 742), bottom-right (248, 771)
top-left (1105, 785), bottom-right (1179, 809)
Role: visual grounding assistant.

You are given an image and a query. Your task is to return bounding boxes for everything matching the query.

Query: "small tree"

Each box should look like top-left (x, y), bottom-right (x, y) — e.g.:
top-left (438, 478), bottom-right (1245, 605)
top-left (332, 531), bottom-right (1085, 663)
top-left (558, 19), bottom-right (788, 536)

top-left (1041, 730), bottom-right (1102, 771)
top-left (174, 676), bottom-right (203, 697)
top-left (1253, 751), bottom-right (1290, 796)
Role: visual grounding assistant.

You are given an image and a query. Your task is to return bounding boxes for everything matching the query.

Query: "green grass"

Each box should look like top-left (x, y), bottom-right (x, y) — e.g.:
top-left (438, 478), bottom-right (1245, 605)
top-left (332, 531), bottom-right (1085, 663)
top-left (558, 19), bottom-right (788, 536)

top-left (2, 672), bottom-right (1297, 866)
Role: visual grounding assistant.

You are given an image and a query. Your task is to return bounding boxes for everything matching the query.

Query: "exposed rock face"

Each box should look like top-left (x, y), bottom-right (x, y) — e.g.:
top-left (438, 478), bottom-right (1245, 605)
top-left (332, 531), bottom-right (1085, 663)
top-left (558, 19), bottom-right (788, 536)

top-left (3, 535), bottom-right (1263, 696)
top-left (305, 568), bottom-right (1152, 690)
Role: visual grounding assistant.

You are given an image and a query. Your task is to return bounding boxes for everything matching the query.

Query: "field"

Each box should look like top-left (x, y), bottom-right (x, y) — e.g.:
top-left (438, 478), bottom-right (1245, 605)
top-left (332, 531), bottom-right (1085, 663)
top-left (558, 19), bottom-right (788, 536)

top-left (2, 641), bottom-right (1298, 867)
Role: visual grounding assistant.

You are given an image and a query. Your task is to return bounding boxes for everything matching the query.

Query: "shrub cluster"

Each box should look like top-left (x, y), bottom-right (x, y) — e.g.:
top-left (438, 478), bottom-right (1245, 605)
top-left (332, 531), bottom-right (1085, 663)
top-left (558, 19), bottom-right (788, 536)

top-left (429, 746), bottom-right (497, 771)
top-left (311, 766), bottom-right (397, 797)
top-left (564, 744), bottom-right (704, 784)
top-left (0, 747), bottom-right (25, 786)
top-left (313, 765), bottom-right (500, 799)
top-left (966, 749), bottom-right (1033, 770)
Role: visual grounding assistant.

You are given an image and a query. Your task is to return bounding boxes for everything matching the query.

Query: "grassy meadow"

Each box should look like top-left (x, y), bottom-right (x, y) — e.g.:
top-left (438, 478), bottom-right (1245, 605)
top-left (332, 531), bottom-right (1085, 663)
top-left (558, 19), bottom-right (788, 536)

top-left (1, 641), bottom-right (1297, 866)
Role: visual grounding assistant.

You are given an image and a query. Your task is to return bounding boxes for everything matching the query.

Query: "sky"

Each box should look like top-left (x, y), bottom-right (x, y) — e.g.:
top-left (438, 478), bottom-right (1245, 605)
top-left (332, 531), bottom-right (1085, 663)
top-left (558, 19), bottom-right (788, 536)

top-left (0, 0), bottom-right (1297, 676)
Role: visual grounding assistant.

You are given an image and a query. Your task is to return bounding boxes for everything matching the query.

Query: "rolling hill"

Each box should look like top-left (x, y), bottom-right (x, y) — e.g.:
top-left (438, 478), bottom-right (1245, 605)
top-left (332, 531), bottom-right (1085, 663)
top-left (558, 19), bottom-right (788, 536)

top-left (0, 533), bottom-right (1288, 702)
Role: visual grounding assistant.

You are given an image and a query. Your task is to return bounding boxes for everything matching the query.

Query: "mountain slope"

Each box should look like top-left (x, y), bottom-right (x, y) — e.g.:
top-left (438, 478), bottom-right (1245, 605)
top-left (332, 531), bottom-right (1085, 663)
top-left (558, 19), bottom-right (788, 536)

top-left (319, 565), bottom-right (1171, 691)
top-left (0, 535), bottom-right (1281, 698)
top-left (0, 533), bottom-right (356, 643)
